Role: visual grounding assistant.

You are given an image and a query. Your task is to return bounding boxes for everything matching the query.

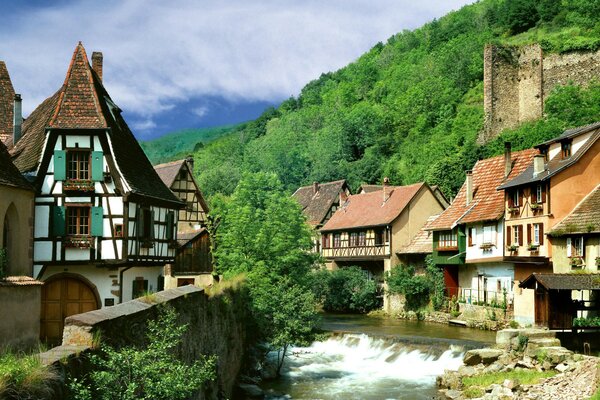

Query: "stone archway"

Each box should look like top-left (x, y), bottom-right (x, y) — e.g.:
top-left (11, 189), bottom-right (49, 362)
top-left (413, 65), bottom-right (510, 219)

top-left (2, 203), bottom-right (19, 276)
top-left (40, 273), bottom-right (101, 345)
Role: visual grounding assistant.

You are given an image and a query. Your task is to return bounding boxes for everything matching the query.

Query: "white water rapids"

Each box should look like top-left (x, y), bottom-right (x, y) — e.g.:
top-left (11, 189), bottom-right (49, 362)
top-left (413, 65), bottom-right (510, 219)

top-left (263, 333), bottom-right (465, 400)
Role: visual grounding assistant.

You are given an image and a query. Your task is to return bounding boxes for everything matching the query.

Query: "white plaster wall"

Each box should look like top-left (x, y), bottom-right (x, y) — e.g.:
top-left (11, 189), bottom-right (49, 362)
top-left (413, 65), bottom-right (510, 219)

top-left (65, 135), bottom-right (90, 148)
top-left (34, 242), bottom-right (52, 262)
top-left (458, 262), bottom-right (515, 302)
top-left (34, 206), bottom-right (50, 238)
top-left (122, 266), bottom-right (164, 302)
top-left (466, 221), bottom-right (505, 260)
top-left (514, 286), bottom-right (535, 326)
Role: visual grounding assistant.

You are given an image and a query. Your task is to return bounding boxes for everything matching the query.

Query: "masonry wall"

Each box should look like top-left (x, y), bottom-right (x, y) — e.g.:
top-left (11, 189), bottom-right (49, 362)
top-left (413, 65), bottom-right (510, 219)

top-left (41, 285), bottom-right (248, 400)
top-left (480, 44), bottom-right (600, 142)
top-left (0, 279), bottom-right (42, 351)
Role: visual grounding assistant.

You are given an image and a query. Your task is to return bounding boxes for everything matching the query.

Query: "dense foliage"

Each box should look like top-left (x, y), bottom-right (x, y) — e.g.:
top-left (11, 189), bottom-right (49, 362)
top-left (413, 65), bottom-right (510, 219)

top-left (0, 352), bottom-right (58, 399)
top-left (187, 0), bottom-right (600, 200)
top-left (69, 306), bottom-right (216, 400)
top-left (140, 124), bottom-right (239, 165)
top-left (386, 257), bottom-right (446, 311)
top-left (313, 266), bottom-right (382, 313)
top-left (211, 172), bottom-right (320, 375)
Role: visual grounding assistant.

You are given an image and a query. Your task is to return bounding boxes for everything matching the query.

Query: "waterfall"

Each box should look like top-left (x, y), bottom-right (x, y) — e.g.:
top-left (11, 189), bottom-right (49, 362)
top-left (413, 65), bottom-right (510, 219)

top-left (264, 333), bottom-right (465, 400)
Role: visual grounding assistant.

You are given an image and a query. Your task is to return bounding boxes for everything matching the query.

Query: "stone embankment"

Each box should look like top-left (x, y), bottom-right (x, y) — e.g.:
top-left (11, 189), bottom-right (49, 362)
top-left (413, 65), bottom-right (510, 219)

top-left (438, 328), bottom-right (600, 400)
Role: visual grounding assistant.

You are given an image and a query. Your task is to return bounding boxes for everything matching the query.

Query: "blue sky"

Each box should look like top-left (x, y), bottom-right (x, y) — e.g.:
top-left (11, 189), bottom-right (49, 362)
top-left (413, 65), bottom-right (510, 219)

top-left (0, 1), bottom-right (473, 140)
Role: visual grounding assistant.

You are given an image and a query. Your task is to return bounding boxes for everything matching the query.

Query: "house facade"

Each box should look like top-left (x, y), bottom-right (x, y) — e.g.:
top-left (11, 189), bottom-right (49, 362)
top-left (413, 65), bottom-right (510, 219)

top-left (500, 123), bottom-right (600, 328)
top-left (429, 145), bottom-right (536, 305)
top-left (154, 158), bottom-right (213, 288)
top-left (8, 43), bottom-right (183, 343)
top-left (320, 182), bottom-right (445, 278)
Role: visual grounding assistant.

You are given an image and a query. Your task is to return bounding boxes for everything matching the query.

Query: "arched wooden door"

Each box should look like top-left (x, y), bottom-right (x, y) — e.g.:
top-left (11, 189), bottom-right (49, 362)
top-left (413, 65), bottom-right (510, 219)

top-left (41, 275), bottom-right (100, 345)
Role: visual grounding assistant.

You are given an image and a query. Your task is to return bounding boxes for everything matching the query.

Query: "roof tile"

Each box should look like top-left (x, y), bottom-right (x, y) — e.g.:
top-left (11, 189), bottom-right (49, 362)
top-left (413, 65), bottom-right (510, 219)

top-left (292, 180), bottom-right (348, 226)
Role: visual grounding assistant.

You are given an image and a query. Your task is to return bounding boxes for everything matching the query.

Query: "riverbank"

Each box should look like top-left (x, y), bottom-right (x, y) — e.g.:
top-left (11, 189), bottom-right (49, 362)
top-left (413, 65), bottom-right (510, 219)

top-left (437, 328), bottom-right (600, 399)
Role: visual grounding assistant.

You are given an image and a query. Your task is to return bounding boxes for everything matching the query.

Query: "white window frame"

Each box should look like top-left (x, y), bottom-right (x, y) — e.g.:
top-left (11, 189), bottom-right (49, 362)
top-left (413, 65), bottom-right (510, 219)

top-left (533, 224), bottom-right (540, 245)
top-left (513, 225), bottom-right (519, 245)
top-left (470, 227), bottom-right (477, 246)
top-left (573, 237), bottom-right (584, 257)
top-left (536, 185), bottom-right (543, 203)
top-left (483, 225), bottom-right (495, 244)
top-left (512, 190), bottom-right (520, 207)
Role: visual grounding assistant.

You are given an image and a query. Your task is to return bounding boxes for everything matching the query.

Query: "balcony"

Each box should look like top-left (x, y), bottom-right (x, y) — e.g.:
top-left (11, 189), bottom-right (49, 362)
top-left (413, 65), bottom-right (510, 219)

top-left (322, 244), bottom-right (390, 259)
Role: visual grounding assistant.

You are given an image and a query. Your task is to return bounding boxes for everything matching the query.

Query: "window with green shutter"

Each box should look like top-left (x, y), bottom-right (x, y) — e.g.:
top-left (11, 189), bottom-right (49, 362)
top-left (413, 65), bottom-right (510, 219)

top-left (54, 150), bottom-right (66, 181)
top-left (91, 151), bottom-right (104, 182)
top-left (166, 211), bottom-right (174, 240)
top-left (52, 205), bottom-right (66, 236)
top-left (91, 206), bottom-right (103, 237)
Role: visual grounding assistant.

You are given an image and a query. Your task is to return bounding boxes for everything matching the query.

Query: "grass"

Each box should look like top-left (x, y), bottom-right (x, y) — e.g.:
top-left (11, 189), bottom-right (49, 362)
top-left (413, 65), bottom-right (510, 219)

top-left (462, 370), bottom-right (556, 399)
top-left (0, 352), bottom-right (58, 399)
top-left (205, 274), bottom-right (246, 298)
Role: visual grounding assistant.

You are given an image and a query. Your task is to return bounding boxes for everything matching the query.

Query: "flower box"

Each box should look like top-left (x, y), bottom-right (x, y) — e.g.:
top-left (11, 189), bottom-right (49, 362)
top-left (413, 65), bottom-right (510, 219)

top-left (507, 206), bottom-right (520, 214)
top-left (506, 244), bottom-right (519, 252)
top-left (530, 203), bottom-right (543, 211)
top-left (527, 243), bottom-right (539, 251)
top-left (63, 235), bottom-right (92, 249)
top-left (570, 256), bottom-right (585, 268)
top-left (63, 179), bottom-right (95, 192)
top-left (479, 242), bottom-right (495, 250)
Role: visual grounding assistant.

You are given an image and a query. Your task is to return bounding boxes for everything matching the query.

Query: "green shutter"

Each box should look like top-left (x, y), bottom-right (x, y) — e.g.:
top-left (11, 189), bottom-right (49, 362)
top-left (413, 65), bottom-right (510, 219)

top-left (52, 206), bottom-right (66, 236)
top-left (54, 150), bottom-right (66, 181)
top-left (91, 207), bottom-right (103, 237)
top-left (91, 151), bottom-right (104, 182)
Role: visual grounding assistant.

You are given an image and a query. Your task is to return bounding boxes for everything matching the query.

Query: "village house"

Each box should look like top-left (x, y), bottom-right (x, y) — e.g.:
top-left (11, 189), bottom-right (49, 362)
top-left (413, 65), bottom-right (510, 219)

top-left (428, 144), bottom-right (536, 304)
top-left (7, 43), bottom-right (183, 343)
top-left (358, 183), bottom-right (450, 208)
top-left (501, 123), bottom-right (600, 327)
top-left (154, 157), bottom-right (213, 288)
top-left (292, 179), bottom-right (351, 251)
top-left (320, 180), bottom-right (446, 279)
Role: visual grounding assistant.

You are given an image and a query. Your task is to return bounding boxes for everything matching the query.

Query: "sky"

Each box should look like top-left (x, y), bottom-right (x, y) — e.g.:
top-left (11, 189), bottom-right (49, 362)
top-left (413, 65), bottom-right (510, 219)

top-left (0, 0), bottom-right (473, 140)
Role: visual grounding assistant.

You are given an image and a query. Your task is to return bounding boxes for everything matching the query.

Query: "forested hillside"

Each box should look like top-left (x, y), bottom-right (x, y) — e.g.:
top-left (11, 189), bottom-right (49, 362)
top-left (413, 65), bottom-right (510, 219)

top-left (192, 0), bottom-right (600, 199)
top-left (141, 125), bottom-right (239, 164)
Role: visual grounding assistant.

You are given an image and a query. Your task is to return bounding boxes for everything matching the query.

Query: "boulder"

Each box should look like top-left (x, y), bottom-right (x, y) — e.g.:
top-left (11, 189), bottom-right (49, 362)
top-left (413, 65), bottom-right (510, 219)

top-left (490, 384), bottom-right (514, 398)
top-left (438, 370), bottom-right (462, 390)
top-left (457, 365), bottom-right (479, 377)
top-left (496, 329), bottom-right (520, 346)
top-left (542, 347), bottom-right (573, 365)
top-left (463, 348), bottom-right (504, 366)
top-left (524, 338), bottom-right (562, 357)
top-left (503, 378), bottom-right (520, 391)
top-left (443, 389), bottom-right (464, 400)
top-left (555, 363), bottom-right (569, 373)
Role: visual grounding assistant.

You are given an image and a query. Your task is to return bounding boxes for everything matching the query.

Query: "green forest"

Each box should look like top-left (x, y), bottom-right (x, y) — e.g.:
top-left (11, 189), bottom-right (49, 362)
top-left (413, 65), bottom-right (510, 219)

top-left (151, 0), bottom-right (600, 199)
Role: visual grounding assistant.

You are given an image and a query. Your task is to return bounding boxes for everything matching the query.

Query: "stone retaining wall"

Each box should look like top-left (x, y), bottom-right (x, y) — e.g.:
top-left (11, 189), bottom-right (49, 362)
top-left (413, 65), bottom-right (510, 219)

top-left (0, 277), bottom-right (43, 351)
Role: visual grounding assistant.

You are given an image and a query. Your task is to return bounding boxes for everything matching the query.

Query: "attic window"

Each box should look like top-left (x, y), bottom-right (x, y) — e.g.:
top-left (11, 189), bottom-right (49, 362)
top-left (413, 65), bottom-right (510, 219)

top-left (561, 140), bottom-right (572, 159)
top-left (67, 151), bottom-right (90, 180)
top-left (104, 96), bottom-right (121, 121)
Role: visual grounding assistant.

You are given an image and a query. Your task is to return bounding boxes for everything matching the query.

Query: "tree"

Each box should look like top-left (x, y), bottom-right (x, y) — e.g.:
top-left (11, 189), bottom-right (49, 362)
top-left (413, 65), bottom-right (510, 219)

top-left (213, 172), bottom-right (320, 375)
top-left (69, 306), bottom-right (216, 400)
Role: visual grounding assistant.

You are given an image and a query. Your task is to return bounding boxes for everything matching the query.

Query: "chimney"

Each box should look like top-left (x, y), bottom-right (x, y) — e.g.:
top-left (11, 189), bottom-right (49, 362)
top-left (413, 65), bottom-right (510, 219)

top-left (533, 154), bottom-right (545, 176)
top-left (504, 142), bottom-right (512, 178)
top-left (13, 94), bottom-right (22, 144)
top-left (383, 177), bottom-right (390, 203)
top-left (313, 182), bottom-right (319, 194)
top-left (92, 51), bottom-right (103, 82)
top-left (466, 170), bottom-right (473, 206)
top-left (186, 155), bottom-right (194, 172)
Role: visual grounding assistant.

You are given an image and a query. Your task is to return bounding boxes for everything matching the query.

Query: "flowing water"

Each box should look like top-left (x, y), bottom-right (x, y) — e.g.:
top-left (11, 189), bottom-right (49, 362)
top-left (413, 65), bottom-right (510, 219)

top-left (260, 314), bottom-right (496, 400)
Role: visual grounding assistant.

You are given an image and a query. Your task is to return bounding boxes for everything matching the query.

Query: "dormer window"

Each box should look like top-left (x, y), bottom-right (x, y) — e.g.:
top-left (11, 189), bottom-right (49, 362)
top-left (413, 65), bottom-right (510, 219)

top-left (539, 147), bottom-right (549, 162)
top-left (561, 140), bottom-right (572, 159)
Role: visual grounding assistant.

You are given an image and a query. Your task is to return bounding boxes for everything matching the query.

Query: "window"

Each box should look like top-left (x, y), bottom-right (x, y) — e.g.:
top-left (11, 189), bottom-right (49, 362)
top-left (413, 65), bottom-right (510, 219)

top-left (561, 140), bottom-right (572, 159)
top-left (483, 225), bottom-right (495, 244)
top-left (322, 234), bottom-right (330, 249)
top-left (114, 224), bottom-right (123, 237)
top-left (132, 278), bottom-right (149, 298)
top-left (333, 233), bottom-right (341, 248)
top-left (535, 185), bottom-right (543, 204)
top-left (359, 231), bottom-right (367, 246)
top-left (513, 225), bottom-right (521, 246)
top-left (349, 232), bottom-right (358, 247)
top-left (469, 227), bottom-right (476, 247)
top-left (438, 231), bottom-right (457, 249)
top-left (567, 237), bottom-right (585, 257)
top-left (67, 151), bottom-right (90, 180)
top-left (512, 190), bottom-right (520, 207)
top-left (67, 206), bottom-right (90, 236)
top-left (138, 207), bottom-right (154, 240)
top-left (533, 224), bottom-right (540, 245)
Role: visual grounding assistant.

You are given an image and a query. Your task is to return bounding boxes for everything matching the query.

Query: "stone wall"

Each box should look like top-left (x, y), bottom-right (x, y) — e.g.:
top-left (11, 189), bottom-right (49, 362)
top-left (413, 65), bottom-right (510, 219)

top-left (0, 277), bottom-right (43, 351)
top-left (480, 44), bottom-right (600, 142)
top-left (40, 284), bottom-right (248, 400)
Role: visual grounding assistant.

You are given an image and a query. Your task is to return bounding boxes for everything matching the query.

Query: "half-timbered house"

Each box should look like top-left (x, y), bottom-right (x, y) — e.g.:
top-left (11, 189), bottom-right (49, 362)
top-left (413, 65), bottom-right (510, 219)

top-left (154, 157), bottom-right (213, 288)
top-left (9, 43), bottom-right (183, 343)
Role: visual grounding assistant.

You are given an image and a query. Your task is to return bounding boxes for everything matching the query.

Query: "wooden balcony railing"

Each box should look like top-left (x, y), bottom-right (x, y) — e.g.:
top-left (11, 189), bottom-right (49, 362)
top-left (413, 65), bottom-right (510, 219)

top-left (321, 244), bottom-right (390, 259)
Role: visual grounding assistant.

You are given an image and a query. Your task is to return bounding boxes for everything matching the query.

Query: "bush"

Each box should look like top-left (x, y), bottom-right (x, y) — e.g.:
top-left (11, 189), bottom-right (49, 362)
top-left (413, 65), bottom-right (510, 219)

top-left (386, 265), bottom-right (430, 311)
top-left (0, 352), bottom-right (58, 399)
top-left (314, 266), bottom-right (381, 313)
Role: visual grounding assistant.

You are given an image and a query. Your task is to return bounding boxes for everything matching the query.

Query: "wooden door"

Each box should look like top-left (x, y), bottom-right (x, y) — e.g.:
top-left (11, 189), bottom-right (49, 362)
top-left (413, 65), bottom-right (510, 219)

top-left (41, 276), bottom-right (99, 345)
top-left (535, 288), bottom-right (549, 327)
top-left (444, 266), bottom-right (459, 298)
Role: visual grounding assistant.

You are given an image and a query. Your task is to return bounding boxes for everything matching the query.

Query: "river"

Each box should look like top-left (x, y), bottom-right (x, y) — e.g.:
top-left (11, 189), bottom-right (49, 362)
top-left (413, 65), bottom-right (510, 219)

top-left (260, 313), bottom-right (496, 400)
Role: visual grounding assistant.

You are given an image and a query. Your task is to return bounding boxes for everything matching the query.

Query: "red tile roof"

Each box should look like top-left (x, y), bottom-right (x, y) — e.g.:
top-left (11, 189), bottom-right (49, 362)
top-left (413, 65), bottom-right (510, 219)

top-left (10, 42), bottom-right (181, 206)
top-left (292, 180), bottom-right (349, 227)
top-left (154, 159), bottom-right (186, 188)
top-left (429, 149), bottom-right (537, 230)
top-left (0, 61), bottom-right (15, 145)
top-left (321, 182), bottom-right (425, 231)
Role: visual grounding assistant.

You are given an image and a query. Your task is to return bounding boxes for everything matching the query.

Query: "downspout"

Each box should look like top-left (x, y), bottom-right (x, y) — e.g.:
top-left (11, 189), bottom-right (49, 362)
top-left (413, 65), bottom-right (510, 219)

top-left (119, 266), bottom-right (132, 304)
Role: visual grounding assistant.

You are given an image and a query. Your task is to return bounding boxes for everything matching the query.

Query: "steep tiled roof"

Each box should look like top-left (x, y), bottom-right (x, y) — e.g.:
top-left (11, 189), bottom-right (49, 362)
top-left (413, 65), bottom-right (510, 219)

top-left (177, 227), bottom-right (207, 247)
top-left (154, 160), bottom-right (186, 188)
top-left (429, 149), bottom-right (537, 230)
top-left (0, 61), bottom-right (15, 145)
top-left (0, 140), bottom-right (32, 190)
top-left (292, 180), bottom-right (348, 226)
top-left (397, 214), bottom-right (438, 254)
top-left (321, 182), bottom-right (425, 231)
top-left (550, 185), bottom-right (600, 235)
top-left (499, 124), bottom-right (600, 190)
top-left (520, 273), bottom-right (600, 290)
top-left (10, 42), bottom-right (181, 206)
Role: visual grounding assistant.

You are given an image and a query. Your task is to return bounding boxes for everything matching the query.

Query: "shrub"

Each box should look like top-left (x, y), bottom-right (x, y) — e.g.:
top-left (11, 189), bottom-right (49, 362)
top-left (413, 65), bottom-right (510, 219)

top-left (315, 266), bottom-right (381, 313)
top-left (386, 265), bottom-right (430, 311)
top-left (509, 320), bottom-right (519, 329)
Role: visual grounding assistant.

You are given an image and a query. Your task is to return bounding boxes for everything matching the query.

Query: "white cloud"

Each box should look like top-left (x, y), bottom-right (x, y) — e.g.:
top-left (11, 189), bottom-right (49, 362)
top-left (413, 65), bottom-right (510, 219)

top-left (192, 106), bottom-right (209, 119)
top-left (131, 118), bottom-right (157, 132)
top-left (0, 0), bottom-right (474, 119)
